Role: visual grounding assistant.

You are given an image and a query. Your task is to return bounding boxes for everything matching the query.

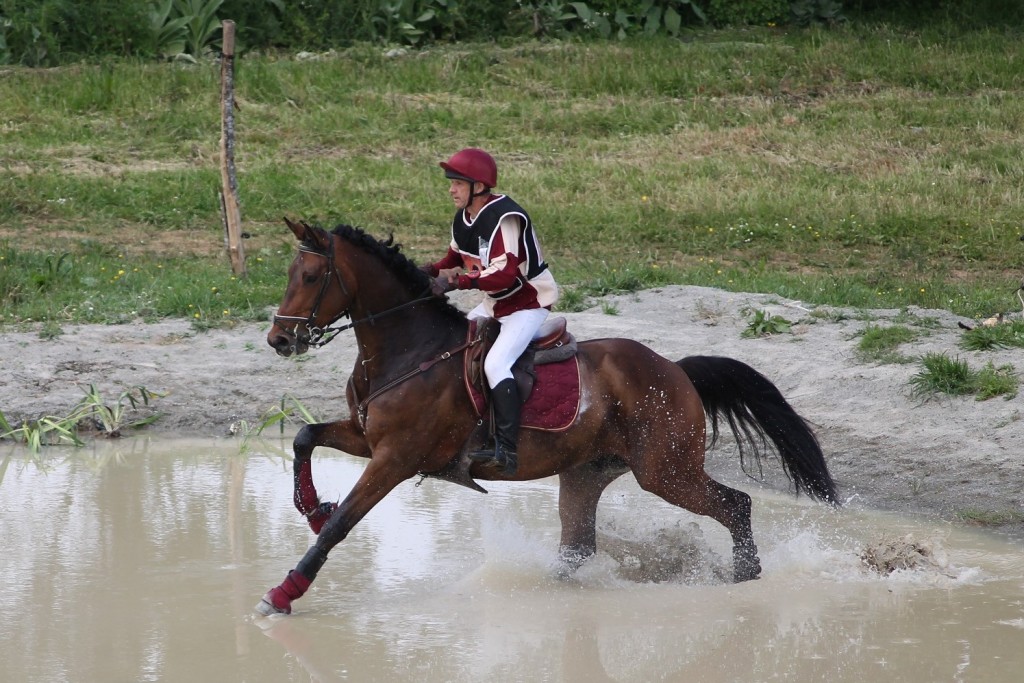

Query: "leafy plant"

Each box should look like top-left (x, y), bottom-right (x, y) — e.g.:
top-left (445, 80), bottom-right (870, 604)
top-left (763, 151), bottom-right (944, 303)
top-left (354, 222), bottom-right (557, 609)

top-left (38, 320), bottom-right (63, 339)
top-left (31, 252), bottom-right (72, 292)
top-left (910, 353), bottom-right (1018, 401)
top-left (71, 384), bottom-right (164, 436)
top-left (0, 409), bottom-right (85, 453)
top-left (742, 308), bottom-right (792, 338)
top-left (567, 0), bottom-right (705, 39)
top-left (790, 0), bottom-right (845, 26)
top-left (174, 0), bottom-right (224, 58)
top-left (955, 507), bottom-right (1024, 527)
top-left (148, 0), bottom-right (190, 59)
top-left (705, 0), bottom-right (786, 26)
top-left (371, 0), bottom-right (464, 45)
top-left (241, 394), bottom-right (319, 440)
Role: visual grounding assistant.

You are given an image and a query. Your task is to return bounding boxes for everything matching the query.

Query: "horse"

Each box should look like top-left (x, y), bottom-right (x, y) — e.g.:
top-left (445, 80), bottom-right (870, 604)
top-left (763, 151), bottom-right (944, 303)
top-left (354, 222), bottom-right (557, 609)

top-left (256, 218), bottom-right (838, 615)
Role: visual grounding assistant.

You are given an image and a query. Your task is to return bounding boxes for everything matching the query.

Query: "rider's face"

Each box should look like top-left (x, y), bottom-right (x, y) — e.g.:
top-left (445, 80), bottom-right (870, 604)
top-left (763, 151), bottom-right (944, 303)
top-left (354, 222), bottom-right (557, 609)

top-left (448, 179), bottom-right (473, 209)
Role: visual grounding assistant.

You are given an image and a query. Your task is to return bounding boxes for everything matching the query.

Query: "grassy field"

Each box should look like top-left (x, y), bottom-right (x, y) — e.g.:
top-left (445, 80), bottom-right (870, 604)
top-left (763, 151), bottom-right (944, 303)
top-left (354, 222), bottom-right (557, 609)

top-left (2, 22), bottom-right (1023, 329)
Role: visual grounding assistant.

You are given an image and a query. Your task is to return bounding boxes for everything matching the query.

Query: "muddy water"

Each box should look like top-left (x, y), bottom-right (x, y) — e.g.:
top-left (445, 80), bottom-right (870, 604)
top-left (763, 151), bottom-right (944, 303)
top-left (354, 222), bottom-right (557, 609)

top-left (1, 437), bottom-right (1022, 683)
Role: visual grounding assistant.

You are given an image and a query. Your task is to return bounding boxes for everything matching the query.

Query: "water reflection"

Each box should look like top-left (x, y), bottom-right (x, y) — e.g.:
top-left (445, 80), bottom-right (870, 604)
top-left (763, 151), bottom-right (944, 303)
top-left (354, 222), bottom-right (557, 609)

top-left (1, 437), bottom-right (1022, 682)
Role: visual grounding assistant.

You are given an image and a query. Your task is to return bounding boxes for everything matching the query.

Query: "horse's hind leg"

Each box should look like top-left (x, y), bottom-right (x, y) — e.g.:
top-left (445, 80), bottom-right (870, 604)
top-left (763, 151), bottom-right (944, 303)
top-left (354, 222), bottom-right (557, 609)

top-left (557, 459), bottom-right (627, 575)
top-left (634, 468), bottom-right (760, 583)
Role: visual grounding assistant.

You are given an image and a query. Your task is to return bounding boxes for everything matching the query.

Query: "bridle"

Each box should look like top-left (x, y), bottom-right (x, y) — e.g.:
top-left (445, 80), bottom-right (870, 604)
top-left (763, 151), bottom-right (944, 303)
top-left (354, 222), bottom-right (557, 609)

top-left (272, 233), bottom-right (435, 348)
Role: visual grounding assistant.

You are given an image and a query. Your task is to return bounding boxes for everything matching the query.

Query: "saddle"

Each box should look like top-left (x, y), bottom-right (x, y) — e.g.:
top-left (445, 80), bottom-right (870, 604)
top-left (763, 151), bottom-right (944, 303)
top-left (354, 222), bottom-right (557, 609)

top-left (464, 316), bottom-right (577, 405)
top-left (425, 317), bottom-right (580, 494)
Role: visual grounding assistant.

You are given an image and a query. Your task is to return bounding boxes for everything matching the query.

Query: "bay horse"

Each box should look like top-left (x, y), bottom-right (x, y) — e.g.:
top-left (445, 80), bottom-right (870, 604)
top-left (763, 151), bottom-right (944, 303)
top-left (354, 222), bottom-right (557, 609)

top-left (257, 218), bottom-right (837, 615)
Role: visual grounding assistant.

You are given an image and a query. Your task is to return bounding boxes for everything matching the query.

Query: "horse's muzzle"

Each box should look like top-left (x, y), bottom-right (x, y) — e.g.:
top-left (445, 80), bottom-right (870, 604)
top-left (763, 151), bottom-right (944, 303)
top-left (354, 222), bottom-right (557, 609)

top-left (268, 325), bottom-right (310, 357)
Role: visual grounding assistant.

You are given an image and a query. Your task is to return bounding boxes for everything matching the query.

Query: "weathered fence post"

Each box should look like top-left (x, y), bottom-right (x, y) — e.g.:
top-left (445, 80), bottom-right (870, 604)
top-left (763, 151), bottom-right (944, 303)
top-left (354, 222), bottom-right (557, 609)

top-left (219, 19), bottom-right (246, 276)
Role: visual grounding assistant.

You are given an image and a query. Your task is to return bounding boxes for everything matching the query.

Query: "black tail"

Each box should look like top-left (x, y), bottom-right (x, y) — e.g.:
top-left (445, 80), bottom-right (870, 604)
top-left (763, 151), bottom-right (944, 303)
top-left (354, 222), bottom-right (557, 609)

top-left (678, 355), bottom-right (838, 506)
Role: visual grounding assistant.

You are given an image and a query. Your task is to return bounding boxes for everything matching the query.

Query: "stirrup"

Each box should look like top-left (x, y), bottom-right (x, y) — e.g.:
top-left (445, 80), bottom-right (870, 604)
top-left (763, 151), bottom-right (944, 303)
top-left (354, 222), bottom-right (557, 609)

top-left (468, 444), bottom-right (517, 476)
top-left (468, 443), bottom-right (500, 464)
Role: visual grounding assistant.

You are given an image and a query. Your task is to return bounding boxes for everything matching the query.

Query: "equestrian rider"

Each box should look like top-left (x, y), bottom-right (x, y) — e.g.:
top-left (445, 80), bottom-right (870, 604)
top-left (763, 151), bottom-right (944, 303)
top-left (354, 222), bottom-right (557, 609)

top-left (421, 148), bottom-right (559, 476)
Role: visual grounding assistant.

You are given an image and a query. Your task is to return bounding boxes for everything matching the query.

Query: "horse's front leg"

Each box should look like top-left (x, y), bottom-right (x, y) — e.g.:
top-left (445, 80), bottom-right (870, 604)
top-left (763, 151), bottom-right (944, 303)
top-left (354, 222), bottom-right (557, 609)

top-left (292, 419), bottom-right (370, 534)
top-left (258, 452), bottom-right (414, 616)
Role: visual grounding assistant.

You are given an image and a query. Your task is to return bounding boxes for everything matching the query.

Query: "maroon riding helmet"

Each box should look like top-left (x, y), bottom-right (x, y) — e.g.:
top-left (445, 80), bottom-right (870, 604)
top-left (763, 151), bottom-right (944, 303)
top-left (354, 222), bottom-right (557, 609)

top-left (440, 148), bottom-right (498, 200)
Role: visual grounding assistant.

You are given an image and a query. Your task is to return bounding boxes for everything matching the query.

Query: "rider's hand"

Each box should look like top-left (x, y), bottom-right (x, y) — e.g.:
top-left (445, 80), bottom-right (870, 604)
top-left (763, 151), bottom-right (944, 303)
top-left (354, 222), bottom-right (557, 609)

top-left (431, 275), bottom-right (455, 296)
top-left (438, 267), bottom-right (461, 282)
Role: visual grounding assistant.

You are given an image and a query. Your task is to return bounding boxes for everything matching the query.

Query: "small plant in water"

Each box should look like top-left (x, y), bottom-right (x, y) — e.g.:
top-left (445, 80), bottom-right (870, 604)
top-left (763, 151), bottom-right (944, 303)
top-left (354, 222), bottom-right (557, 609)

top-left (238, 394), bottom-right (320, 449)
top-left (0, 409), bottom-right (84, 452)
top-left (741, 309), bottom-right (792, 338)
top-left (71, 384), bottom-right (164, 437)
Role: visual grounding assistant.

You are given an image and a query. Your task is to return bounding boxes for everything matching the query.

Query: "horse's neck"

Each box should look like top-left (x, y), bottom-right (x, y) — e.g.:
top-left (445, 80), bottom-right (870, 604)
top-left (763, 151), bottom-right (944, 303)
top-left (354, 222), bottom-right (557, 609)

top-left (350, 298), bottom-right (466, 375)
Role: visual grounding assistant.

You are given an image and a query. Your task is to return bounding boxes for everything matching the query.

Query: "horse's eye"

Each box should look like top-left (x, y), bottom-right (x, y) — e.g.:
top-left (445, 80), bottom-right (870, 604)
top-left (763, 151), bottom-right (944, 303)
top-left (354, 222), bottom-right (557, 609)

top-left (304, 273), bottom-right (320, 285)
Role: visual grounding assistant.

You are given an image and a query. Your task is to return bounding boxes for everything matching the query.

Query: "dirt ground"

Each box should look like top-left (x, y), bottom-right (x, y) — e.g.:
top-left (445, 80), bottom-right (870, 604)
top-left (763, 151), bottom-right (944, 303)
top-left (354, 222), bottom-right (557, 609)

top-left (2, 285), bottom-right (1021, 536)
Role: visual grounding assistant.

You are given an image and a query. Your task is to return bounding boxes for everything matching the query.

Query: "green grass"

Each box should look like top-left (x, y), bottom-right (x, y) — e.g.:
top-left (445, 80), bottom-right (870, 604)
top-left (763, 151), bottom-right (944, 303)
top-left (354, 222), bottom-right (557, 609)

top-left (955, 508), bottom-right (1024, 527)
top-left (910, 352), bottom-right (1019, 401)
top-left (856, 324), bottom-right (918, 364)
top-left (2, 24), bottom-right (1024, 326)
top-left (959, 319), bottom-right (1024, 351)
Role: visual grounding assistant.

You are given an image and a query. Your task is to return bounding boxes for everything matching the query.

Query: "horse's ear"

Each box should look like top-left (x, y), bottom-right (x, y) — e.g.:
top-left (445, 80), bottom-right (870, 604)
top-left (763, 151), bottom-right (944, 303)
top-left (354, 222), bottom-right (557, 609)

top-left (283, 217), bottom-right (305, 241)
top-left (306, 223), bottom-right (331, 252)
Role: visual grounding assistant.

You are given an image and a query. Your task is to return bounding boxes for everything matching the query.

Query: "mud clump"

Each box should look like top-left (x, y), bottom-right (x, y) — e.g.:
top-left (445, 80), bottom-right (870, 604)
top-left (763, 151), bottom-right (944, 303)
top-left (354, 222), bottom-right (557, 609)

top-left (860, 533), bottom-right (950, 574)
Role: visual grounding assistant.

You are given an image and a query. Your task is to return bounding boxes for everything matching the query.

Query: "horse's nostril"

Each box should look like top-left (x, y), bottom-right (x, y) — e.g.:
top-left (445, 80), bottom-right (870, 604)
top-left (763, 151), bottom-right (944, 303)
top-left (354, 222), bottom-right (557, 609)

top-left (268, 331), bottom-right (292, 351)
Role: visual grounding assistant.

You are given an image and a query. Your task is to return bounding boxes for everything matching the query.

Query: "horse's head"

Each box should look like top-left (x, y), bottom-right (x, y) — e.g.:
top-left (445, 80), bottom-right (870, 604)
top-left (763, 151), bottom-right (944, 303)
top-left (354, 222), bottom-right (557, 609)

top-left (267, 218), bottom-right (353, 357)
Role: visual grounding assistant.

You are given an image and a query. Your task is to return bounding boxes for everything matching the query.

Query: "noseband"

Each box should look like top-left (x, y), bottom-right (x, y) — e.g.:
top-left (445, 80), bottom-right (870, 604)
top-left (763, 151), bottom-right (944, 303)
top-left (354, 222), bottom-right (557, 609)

top-left (273, 233), bottom-right (435, 348)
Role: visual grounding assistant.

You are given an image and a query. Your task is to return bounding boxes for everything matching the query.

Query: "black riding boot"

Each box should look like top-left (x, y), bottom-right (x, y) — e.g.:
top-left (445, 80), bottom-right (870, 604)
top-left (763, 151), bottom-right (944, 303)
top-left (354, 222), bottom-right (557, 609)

top-left (468, 378), bottom-right (520, 476)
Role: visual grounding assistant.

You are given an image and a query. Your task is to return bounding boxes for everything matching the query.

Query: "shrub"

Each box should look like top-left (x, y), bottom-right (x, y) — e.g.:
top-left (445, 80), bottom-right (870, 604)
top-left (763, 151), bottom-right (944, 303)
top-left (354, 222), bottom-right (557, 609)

top-left (702, 0), bottom-right (789, 26)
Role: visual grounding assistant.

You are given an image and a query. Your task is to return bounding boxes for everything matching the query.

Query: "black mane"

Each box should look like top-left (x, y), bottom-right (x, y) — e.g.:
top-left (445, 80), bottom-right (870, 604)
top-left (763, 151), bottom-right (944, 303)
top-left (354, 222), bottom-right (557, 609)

top-left (325, 223), bottom-right (466, 323)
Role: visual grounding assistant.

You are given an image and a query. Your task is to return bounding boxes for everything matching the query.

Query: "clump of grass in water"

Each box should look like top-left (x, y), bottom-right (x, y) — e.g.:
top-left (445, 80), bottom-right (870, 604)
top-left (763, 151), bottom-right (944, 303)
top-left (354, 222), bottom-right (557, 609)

top-left (0, 409), bottom-right (84, 452)
top-left (235, 394), bottom-right (320, 452)
top-left (0, 384), bottom-right (163, 452)
top-left (73, 384), bottom-right (164, 436)
top-left (956, 508), bottom-right (1024, 527)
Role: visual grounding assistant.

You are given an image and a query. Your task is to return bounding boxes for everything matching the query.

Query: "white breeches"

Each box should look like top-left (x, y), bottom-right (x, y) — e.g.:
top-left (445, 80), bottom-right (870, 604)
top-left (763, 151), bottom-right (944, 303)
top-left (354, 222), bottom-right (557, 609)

top-left (467, 305), bottom-right (549, 388)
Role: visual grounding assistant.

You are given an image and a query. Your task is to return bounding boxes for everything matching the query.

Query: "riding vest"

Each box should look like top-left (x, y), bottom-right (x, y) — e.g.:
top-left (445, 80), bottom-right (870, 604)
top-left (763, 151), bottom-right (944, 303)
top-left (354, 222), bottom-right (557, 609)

top-left (449, 195), bottom-right (558, 317)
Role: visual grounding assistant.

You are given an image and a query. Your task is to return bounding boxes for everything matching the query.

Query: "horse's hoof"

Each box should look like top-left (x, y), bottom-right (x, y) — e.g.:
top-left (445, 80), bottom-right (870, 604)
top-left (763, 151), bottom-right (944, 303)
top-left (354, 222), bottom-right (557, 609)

top-left (255, 595), bottom-right (290, 616)
top-left (734, 567), bottom-right (761, 582)
top-left (733, 544), bottom-right (762, 582)
top-left (255, 586), bottom-right (295, 616)
top-left (733, 557), bottom-right (762, 583)
top-left (554, 546), bottom-right (592, 580)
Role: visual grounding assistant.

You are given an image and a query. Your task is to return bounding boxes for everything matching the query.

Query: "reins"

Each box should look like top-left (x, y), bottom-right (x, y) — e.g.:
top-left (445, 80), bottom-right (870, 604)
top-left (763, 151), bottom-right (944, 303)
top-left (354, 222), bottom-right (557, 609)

top-left (274, 230), bottom-right (477, 427)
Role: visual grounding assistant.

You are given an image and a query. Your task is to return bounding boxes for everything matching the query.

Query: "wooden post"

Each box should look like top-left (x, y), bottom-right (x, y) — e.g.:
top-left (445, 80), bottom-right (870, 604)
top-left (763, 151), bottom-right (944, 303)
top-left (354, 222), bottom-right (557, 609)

top-left (219, 19), bottom-right (246, 276)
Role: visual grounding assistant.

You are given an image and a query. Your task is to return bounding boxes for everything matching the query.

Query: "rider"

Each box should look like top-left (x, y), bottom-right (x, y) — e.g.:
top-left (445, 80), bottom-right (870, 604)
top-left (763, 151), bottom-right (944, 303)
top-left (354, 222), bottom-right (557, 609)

top-left (421, 148), bottom-right (559, 476)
